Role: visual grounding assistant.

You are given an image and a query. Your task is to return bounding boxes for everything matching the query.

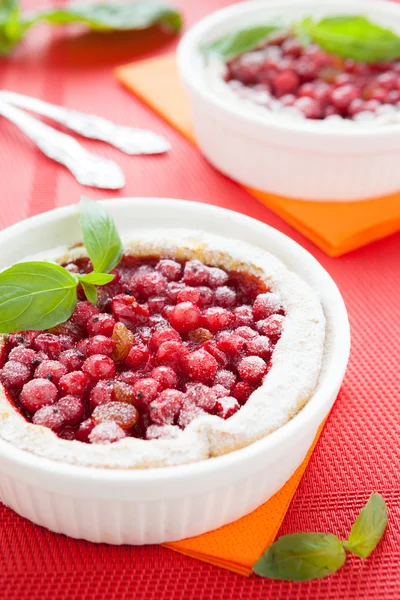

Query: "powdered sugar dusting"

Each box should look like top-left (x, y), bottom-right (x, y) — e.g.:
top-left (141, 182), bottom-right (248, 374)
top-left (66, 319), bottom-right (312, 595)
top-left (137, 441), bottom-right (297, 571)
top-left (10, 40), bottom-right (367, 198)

top-left (0, 229), bottom-right (325, 469)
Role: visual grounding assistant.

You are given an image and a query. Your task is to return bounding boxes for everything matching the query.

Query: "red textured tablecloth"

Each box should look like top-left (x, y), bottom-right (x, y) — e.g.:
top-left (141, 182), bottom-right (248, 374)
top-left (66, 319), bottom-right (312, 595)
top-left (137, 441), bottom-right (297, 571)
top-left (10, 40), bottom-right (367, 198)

top-left (0, 1), bottom-right (399, 598)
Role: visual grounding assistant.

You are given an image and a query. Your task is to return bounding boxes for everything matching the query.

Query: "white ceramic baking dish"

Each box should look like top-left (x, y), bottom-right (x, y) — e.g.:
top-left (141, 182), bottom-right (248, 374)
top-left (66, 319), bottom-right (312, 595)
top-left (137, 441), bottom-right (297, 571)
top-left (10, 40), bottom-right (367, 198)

top-left (177, 0), bottom-right (400, 201)
top-left (0, 198), bottom-right (350, 544)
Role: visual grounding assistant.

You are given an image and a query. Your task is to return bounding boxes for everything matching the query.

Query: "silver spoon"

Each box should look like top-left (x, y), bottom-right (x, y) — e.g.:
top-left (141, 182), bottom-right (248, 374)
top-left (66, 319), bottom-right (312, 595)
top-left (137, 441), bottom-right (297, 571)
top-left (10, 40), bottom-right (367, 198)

top-left (0, 100), bottom-right (125, 190)
top-left (0, 90), bottom-right (171, 155)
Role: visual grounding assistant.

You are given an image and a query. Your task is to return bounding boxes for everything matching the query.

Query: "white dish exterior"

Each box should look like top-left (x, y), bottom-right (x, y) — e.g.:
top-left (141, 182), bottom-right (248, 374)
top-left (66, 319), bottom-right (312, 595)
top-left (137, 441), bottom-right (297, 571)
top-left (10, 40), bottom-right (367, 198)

top-left (177, 0), bottom-right (400, 201)
top-left (0, 198), bottom-right (350, 544)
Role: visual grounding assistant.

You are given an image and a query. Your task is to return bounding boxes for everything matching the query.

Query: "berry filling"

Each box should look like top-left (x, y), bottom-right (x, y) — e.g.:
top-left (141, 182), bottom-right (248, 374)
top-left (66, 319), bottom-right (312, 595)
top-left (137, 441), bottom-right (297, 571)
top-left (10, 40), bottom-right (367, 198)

top-left (223, 33), bottom-right (400, 121)
top-left (0, 255), bottom-right (285, 444)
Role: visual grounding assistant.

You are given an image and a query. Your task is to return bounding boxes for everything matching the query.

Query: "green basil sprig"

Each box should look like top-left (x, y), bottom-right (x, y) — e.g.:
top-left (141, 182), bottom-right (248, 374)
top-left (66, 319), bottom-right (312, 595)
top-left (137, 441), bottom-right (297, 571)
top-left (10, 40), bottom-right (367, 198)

top-left (0, 0), bottom-right (182, 56)
top-left (80, 196), bottom-right (123, 275)
top-left (0, 197), bottom-right (124, 333)
top-left (253, 493), bottom-right (388, 582)
top-left (298, 15), bottom-right (400, 63)
top-left (202, 24), bottom-right (284, 62)
top-left (343, 492), bottom-right (388, 558)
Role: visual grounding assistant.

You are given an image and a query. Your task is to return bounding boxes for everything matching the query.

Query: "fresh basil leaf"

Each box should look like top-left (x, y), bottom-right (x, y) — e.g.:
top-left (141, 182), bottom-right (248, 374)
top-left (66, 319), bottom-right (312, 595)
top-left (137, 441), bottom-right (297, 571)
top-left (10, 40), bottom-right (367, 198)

top-left (344, 493), bottom-right (388, 558)
top-left (23, 1), bottom-right (182, 33)
top-left (0, 0), bottom-right (25, 55)
top-left (202, 24), bottom-right (284, 61)
top-left (293, 16), bottom-right (313, 48)
top-left (253, 533), bottom-right (346, 581)
top-left (78, 272), bottom-right (115, 285)
top-left (0, 262), bottom-right (78, 334)
top-left (80, 196), bottom-right (123, 274)
top-left (299, 15), bottom-right (400, 63)
top-left (80, 280), bottom-right (98, 305)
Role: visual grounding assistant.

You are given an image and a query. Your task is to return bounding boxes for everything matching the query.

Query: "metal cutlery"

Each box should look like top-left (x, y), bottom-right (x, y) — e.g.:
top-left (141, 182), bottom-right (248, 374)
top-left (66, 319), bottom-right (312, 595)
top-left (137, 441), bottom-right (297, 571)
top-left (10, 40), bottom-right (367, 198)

top-left (0, 100), bottom-right (126, 190)
top-left (0, 90), bottom-right (171, 155)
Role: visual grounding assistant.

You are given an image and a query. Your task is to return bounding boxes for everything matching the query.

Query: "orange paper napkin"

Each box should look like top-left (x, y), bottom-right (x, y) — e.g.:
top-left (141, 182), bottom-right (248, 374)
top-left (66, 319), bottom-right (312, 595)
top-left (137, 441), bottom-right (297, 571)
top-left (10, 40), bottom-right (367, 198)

top-left (164, 425), bottom-right (323, 576)
top-left (116, 54), bottom-right (400, 257)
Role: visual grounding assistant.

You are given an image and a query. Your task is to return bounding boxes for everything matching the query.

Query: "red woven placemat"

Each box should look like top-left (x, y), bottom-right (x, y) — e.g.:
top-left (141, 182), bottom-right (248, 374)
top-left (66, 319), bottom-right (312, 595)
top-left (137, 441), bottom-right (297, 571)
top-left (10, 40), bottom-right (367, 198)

top-left (0, 1), bottom-right (399, 598)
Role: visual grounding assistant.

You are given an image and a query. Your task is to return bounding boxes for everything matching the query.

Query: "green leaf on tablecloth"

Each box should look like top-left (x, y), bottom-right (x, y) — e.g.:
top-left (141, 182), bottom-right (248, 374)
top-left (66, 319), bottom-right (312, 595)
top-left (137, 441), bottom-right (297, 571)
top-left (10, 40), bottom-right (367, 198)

top-left (344, 493), bottom-right (388, 558)
top-left (22, 1), bottom-right (182, 33)
top-left (0, 1), bottom-right (182, 55)
top-left (253, 533), bottom-right (346, 581)
top-left (0, 0), bottom-right (25, 55)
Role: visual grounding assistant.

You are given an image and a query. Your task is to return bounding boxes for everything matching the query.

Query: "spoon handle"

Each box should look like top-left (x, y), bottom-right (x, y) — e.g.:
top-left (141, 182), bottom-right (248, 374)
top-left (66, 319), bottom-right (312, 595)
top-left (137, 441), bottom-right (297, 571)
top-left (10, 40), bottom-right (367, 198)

top-left (0, 101), bottom-right (125, 190)
top-left (0, 90), bottom-right (170, 155)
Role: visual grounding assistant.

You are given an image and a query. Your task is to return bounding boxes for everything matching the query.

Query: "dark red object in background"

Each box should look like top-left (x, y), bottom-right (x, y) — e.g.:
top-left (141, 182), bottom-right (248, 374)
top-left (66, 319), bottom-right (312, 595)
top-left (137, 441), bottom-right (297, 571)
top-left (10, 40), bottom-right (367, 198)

top-left (0, 1), bottom-right (399, 598)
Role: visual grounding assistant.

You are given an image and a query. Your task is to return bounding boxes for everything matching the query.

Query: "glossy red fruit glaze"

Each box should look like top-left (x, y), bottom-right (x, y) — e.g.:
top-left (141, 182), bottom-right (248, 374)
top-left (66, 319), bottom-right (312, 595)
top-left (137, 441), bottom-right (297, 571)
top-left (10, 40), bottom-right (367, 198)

top-left (59, 349), bottom-right (85, 372)
top-left (57, 396), bottom-right (85, 426)
top-left (2, 253), bottom-right (283, 443)
top-left (214, 369), bottom-right (237, 391)
top-left (272, 69), bottom-right (300, 96)
top-left (32, 405), bottom-right (65, 431)
top-left (216, 333), bottom-right (246, 356)
top-left (149, 389), bottom-right (184, 425)
top-left (176, 287), bottom-right (201, 305)
top-left (185, 383), bottom-right (217, 411)
top-left (252, 292), bottom-right (282, 320)
top-left (375, 72), bottom-right (398, 90)
top-left (183, 260), bottom-right (210, 286)
top-left (75, 418), bottom-right (95, 443)
top-left (232, 381), bottom-right (253, 405)
top-left (246, 335), bottom-right (272, 359)
top-left (147, 296), bottom-right (168, 314)
top-left (135, 271), bottom-right (167, 298)
top-left (33, 333), bottom-right (63, 359)
top-left (89, 422), bottom-right (126, 444)
top-left (155, 259), bottom-right (182, 281)
top-left (214, 396), bottom-right (240, 419)
top-left (202, 307), bottom-right (234, 332)
top-left (235, 326), bottom-right (258, 340)
top-left (20, 378), bottom-right (59, 412)
top-left (151, 366), bottom-right (179, 390)
top-left (149, 328), bottom-right (181, 352)
top-left (111, 294), bottom-right (149, 323)
top-left (214, 286), bottom-right (236, 308)
top-left (125, 343), bottom-right (150, 369)
top-left (170, 302), bottom-right (202, 332)
top-left (82, 355), bottom-right (116, 381)
top-left (89, 379), bottom-right (114, 410)
top-left (233, 306), bottom-right (254, 327)
top-left (86, 335), bottom-right (115, 357)
top-left (196, 286), bottom-right (214, 307)
top-left (0, 361), bottom-right (31, 388)
top-left (238, 356), bottom-right (268, 383)
top-left (34, 360), bottom-right (68, 384)
top-left (131, 378), bottom-right (161, 409)
top-left (76, 338), bottom-right (90, 357)
top-left (293, 96), bottom-right (322, 118)
top-left (183, 349), bottom-right (218, 383)
top-left (87, 313), bottom-right (116, 337)
top-left (208, 267), bottom-right (229, 288)
top-left (166, 281), bottom-right (186, 302)
top-left (257, 314), bottom-right (285, 342)
top-left (8, 346), bottom-right (37, 367)
top-left (71, 301), bottom-right (100, 328)
top-left (8, 331), bottom-right (38, 348)
top-left (330, 84), bottom-right (359, 110)
top-left (58, 371), bottom-right (89, 397)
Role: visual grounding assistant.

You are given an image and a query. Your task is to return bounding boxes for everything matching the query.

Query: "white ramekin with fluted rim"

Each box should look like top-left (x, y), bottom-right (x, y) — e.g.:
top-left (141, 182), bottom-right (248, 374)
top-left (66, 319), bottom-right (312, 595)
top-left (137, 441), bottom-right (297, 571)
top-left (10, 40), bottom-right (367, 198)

top-left (177, 0), bottom-right (400, 202)
top-left (0, 198), bottom-right (350, 544)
